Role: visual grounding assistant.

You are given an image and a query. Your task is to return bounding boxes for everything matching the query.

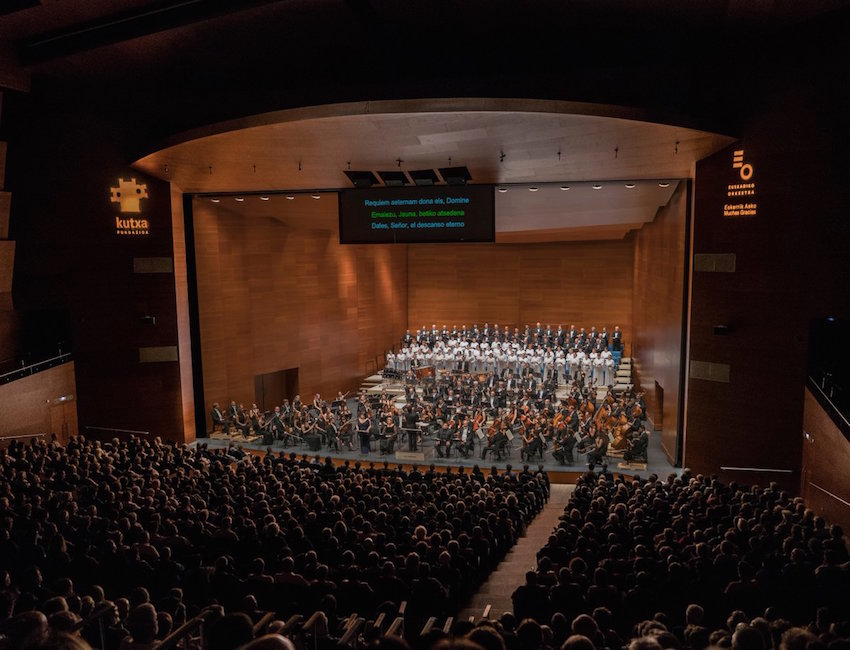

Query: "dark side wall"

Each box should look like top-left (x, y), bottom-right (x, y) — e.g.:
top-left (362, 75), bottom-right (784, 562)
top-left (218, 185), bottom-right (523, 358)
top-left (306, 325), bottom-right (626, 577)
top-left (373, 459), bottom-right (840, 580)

top-left (6, 86), bottom-right (186, 440)
top-left (684, 52), bottom-right (850, 491)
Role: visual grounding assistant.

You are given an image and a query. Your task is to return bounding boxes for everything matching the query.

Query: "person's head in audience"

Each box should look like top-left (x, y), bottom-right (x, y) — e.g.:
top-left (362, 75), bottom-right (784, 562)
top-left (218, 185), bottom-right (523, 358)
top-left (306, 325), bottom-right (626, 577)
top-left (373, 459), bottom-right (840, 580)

top-left (780, 628), bottom-right (819, 650)
top-left (562, 634), bottom-right (597, 650)
top-left (467, 624), bottom-right (507, 650)
top-left (5, 610), bottom-right (50, 648)
top-left (41, 596), bottom-right (69, 617)
top-left (125, 603), bottom-right (158, 646)
top-left (115, 598), bottom-right (130, 621)
top-left (156, 611), bottom-right (173, 639)
top-left (685, 604), bottom-right (705, 627)
top-left (629, 637), bottom-right (664, 650)
top-left (516, 619), bottom-right (543, 650)
top-left (241, 635), bottom-right (298, 650)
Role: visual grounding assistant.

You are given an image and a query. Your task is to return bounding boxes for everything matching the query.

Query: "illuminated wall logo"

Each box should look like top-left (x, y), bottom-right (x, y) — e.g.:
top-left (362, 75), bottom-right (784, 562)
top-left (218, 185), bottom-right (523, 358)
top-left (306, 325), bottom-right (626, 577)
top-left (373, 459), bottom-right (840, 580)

top-left (110, 178), bottom-right (150, 235)
top-left (732, 149), bottom-right (753, 180)
top-left (724, 149), bottom-right (757, 218)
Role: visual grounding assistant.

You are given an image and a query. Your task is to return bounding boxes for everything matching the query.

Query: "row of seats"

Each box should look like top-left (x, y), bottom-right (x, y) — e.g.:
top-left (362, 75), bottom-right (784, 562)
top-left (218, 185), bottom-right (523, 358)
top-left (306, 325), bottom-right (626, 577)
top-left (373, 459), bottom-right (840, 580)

top-left (0, 435), bottom-right (549, 649)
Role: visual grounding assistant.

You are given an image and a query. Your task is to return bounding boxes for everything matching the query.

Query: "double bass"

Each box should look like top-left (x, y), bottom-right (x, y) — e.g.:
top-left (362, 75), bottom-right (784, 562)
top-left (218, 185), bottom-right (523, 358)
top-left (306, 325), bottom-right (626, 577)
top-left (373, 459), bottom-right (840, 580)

top-left (611, 413), bottom-right (631, 450)
top-left (487, 415), bottom-right (501, 440)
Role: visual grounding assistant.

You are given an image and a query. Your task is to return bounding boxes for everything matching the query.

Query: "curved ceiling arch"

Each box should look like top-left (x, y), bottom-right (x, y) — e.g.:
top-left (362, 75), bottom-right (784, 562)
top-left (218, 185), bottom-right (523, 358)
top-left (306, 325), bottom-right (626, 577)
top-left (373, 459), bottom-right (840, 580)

top-left (133, 97), bottom-right (735, 194)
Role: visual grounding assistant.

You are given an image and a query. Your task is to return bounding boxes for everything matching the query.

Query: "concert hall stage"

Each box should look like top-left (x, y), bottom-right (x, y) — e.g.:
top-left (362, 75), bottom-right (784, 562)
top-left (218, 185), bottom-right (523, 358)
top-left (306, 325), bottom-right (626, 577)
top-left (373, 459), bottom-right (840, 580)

top-left (196, 418), bottom-right (677, 484)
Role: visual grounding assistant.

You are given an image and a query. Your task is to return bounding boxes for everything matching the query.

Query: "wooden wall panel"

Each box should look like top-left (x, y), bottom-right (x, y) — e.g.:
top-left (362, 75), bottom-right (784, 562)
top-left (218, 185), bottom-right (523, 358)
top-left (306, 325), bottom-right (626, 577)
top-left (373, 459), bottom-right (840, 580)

top-left (0, 362), bottom-right (77, 441)
top-left (0, 240), bottom-right (14, 310)
top-left (408, 241), bottom-right (634, 349)
top-left (171, 185), bottom-right (196, 443)
top-left (801, 388), bottom-right (850, 533)
top-left (632, 182), bottom-right (687, 463)
top-left (0, 191), bottom-right (9, 239)
top-left (0, 240), bottom-right (13, 293)
top-left (684, 75), bottom-right (850, 492)
top-left (0, 310), bottom-right (20, 364)
top-left (194, 201), bottom-right (407, 429)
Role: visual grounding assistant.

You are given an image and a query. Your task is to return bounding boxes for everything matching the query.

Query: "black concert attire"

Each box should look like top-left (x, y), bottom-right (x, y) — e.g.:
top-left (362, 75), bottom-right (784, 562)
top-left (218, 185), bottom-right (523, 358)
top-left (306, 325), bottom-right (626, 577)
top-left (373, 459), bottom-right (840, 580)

top-left (338, 417), bottom-right (354, 450)
top-left (357, 417), bottom-right (371, 454)
top-left (235, 410), bottom-right (251, 437)
top-left (624, 430), bottom-right (648, 461)
top-left (380, 421), bottom-right (397, 455)
top-left (269, 411), bottom-right (285, 440)
top-left (553, 430), bottom-right (577, 465)
top-left (211, 406), bottom-right (225, 431)
top-left (325, 420), bottom-right (341, 451)
top-left (455, 423), bottom-right (475, 458)
top-left (404, 409), bottom-right (419, 451)
top-left (612, 331), bottom-right (623, 351)
top-left (289, 421), bottom-right (304, 449)
top-left (587, 434), bottom-right (609, 465)
top-left (522, 431), bottom-right (544, 462)
top-left (313, 418), bottom-right (328, 446)
top-left (481, 429), bottom-right (507, 460)
top-left (435, 425), bottom-right (453, 458)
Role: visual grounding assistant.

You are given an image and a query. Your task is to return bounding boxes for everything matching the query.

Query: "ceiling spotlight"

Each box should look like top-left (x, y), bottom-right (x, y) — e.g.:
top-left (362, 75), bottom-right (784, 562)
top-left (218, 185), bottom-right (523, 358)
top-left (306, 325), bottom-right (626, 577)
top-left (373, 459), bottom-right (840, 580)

top-left (497, 187), bottom-right (508, 193)
top-left (235, 197), bottom-right (245, 202)
top-left (210, 198), bottom-right (220, 203)
top-left (658, 182), bottom-right (670, 188)
top-left (560, 185), bottom-right (570, 191)
top-left (260, 196), bottom-right (270, 201)
top-left (529, 186), bottom-right (539, 192)
top-left (625, 183), bottom-right (636, 189)
top-left (592, 184), bottom-right (603, 190)
top-left (285, 195), bottom-right (295, 200)
top-left (311, 193), bottom-right (321, 199)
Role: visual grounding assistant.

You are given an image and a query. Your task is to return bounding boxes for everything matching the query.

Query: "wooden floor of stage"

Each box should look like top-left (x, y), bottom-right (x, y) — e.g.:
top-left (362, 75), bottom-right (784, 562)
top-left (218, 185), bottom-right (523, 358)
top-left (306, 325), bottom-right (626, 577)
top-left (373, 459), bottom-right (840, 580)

top-left (197, 369), bottom-right (677, 484)
top-left (197, 434), bottom-right (676, 485)
top-left (194, 382), bottom-right (681, 483)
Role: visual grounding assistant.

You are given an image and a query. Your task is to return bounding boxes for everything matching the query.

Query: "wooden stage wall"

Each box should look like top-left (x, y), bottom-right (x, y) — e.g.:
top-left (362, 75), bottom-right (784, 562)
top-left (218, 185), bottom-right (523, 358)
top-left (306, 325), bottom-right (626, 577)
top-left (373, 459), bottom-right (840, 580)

top-left (801, 388), bottom-right (850, 533)
top-left (632, 182), bottom-right (688, 463)
top-left (0, 362), bottom-right (77, 444)
top-left (193, 201), bottom-right (407, 431)
top-left (407, 240), bottom-right (634, 352)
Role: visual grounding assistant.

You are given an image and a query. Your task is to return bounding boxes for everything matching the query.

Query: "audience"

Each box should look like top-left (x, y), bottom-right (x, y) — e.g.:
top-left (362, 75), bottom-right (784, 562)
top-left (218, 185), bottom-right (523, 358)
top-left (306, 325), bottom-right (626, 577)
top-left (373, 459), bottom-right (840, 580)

top-left (3, 435), bottom-right (850, 650)
top-left (0, 435), bottom-right (547, 648)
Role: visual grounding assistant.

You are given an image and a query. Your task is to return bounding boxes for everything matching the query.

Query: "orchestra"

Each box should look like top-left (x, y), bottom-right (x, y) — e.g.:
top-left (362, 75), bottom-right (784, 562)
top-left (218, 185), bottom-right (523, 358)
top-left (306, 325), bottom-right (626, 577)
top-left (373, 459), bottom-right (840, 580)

top-left (209, 322), bottom-right (647, 468)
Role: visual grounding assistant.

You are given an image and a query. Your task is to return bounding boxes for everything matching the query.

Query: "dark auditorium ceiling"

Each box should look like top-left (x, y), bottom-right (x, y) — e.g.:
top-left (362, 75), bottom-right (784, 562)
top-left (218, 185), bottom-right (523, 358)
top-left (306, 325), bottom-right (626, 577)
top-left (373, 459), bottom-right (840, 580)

top-left (1, 0), bottom-right (848, 242)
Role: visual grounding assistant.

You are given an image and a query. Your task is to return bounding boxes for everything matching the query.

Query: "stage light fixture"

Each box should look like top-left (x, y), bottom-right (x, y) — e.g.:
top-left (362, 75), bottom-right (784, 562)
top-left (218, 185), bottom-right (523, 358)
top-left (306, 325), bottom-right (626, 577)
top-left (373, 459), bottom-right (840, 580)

top-left (438, 165), bottom-right (472, 186)
top-left (311, 193), bottom-right (321, 199)
top-left (260, 196), bottom-right (270, 201)
top-left (497, 187), bottom-right (508, 193)
top-left (560, 185), bottom-right (570, 191)
top-left (344, 170), bottom-right (380, 188)
top-left (235, 197), bottom-right (245, 202)
top-left (210, 198), bottom-right (220, 203)
top-left (658, 182), bottom-right (670, 188)
top-left (285, 195), bottom-right (295, 200)
top-left (528, 186), bottom-right (539, 192)
top-left (625, 183), bottom-right (636, 189)
top-left (410, 169), bottom-right (440, 186)
top-left (592, 184), bottom-right (602, 190)
top-left (377, 170), bottom-right (410, 187)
